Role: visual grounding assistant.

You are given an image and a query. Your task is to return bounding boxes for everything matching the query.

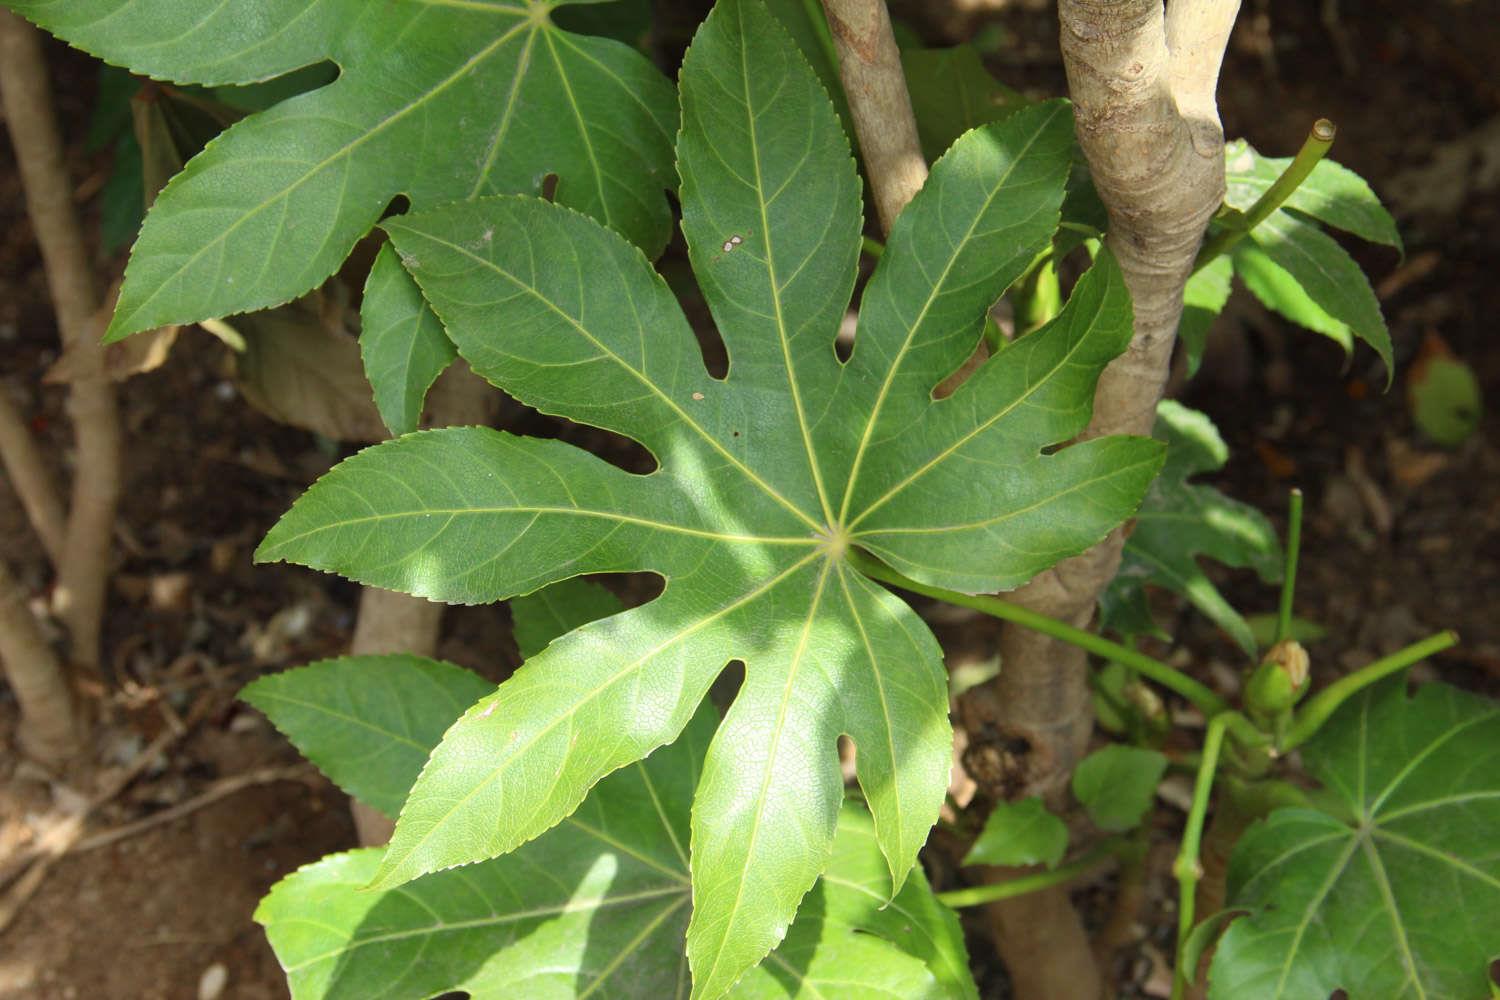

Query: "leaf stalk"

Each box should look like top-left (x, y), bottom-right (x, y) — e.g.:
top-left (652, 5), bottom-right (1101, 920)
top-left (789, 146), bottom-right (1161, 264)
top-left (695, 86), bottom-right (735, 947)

top-left (1282, 630), bottom-right (1459, 750)
top-left (1170, 711), bottom-right (1231, 1000)
top-left (848, 549), bottom-right (1232, 717)
top-left (937, 837), bottom-right (1128, 909)
top-left (1274, 488), bottom-right (1303, 645)
top-left (1193, 118), bottom-right (1336, 273)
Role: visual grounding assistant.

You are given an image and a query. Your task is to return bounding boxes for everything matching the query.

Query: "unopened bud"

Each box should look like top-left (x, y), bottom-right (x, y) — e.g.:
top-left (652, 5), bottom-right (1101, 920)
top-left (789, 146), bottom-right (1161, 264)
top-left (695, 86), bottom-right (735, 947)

top-left (1246, 640), bottom-right (1310, 716)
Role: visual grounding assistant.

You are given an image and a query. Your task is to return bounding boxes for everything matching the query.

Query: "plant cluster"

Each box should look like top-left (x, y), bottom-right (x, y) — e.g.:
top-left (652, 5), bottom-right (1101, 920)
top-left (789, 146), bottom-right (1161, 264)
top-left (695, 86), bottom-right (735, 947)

top-left (4, 0), bottom-right (1496, 997)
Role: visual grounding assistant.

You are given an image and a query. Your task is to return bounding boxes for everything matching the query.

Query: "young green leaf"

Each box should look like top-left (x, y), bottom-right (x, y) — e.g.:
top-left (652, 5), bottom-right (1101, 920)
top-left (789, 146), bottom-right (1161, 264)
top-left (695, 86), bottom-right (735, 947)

top-left (1246, 210), bottom-right (1392, 380)
top-left (1103, 402), bottom-right (1282, 658)
top-left (1210, 680), bottom-right (1500, 1000)
top-left (241, 654), bottom-right (493, 820)
top-left (256, 2), bottom-right (1161, 993)
top-left (1071, 745), bottom-right (1167, 833)
top-left (358, 246), bottom-right (456, 437)
top-left (963, 797), bottom-right (1069, 869)
top-left (1224, 138), bottom-right (1402, 253)
top-left (1234, 242), bottom-right (1354, 356)
top-left (10, 0), bottom-right (678, 340)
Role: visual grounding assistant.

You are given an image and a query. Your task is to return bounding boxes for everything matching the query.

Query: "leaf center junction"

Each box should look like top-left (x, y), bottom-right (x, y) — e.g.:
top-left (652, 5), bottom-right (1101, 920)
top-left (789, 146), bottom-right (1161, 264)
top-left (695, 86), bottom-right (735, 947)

top-left (816, 522), bottom-right (852, 561)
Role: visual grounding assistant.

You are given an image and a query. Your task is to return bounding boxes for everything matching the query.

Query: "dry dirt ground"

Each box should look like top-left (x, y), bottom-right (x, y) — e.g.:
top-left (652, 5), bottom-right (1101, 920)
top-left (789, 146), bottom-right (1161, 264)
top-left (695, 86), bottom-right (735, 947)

top-left (2, 2), bottom-right (1498, 997)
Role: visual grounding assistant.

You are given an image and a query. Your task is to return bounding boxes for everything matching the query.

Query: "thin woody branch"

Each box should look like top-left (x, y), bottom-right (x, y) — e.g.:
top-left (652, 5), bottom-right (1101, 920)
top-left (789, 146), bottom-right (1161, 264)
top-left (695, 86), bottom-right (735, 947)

top-left (0, 387), bottom-right (66, 564)
top-left (820, 0), bottom-right (927, 235)
top-left (1, 10), bottom-right (122, 677)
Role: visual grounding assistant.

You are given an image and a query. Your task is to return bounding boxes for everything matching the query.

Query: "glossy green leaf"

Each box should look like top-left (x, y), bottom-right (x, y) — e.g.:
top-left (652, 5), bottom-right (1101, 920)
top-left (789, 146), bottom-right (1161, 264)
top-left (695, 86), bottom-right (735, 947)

top-left (1178, 255), bottom-right (1233, 376)
top-left (1224, 138), bottom-right (1402, 252)
top-left (8, 0), bottom-right (678, 339)
top-left (1246, 210), bottom-right (1392, 379)
top-left (758, 0), bottom-right (854, 148)
top-left (902, 46), bottom-right (1022, 162)
top-left (1103, 401), bottom-right (1281, 658)
top-left (358, 245), bottom-right (456, 437)
top-left (257, 3), bottom-right (1160, 993)
top-left (255, 678), bottom-right (972, 1000)
top-left (511, 577), bottom-right (625, 660)
top-left (241, 655), bottom-right (493, 820)
top-left (1072, 745), bottom-right (1166, 833)
top-left (963, 797), bottom-right (1069, 869)
top-left (1210, 680), bottom-right (1500, 1000)
top-left (258, 706), bottom-right (715, 1000)
top-left (1234, 242), bottom-right (1353, 355)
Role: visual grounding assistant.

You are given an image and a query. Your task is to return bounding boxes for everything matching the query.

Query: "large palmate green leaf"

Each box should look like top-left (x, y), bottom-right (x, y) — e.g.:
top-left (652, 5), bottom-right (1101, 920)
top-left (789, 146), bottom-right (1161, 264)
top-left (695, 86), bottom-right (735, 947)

top-left (1210, 680), bottom-right (1500, 1000)
top-left (4, 0), bottom-right (678, 339)
top-left (1102, 401), bottom-right (1281, 658)
top-left (251, 652), bottom-right (973, 999)
top-left (256, 1), bottom-right (1161, 994)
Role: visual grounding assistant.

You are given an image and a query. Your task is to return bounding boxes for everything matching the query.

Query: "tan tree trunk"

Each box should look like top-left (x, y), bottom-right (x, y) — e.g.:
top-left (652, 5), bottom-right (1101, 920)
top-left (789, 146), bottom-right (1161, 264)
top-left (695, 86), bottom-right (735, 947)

top-left (958, 4), bottom-right (1239, 998)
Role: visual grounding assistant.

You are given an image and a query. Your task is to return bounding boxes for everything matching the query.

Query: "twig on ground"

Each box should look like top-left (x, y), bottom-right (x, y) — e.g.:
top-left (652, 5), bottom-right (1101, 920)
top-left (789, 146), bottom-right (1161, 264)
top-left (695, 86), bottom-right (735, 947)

top-left (0, 690), bottom-right (230, 934)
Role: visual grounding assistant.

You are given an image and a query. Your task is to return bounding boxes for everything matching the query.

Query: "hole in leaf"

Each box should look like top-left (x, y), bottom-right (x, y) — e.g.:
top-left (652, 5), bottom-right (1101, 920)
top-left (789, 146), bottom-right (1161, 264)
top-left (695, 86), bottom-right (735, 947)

top-left (709, 659), bottom-right (746, 714)
top-left (506, 403), bottom-right (659, 475)
top-left (540, 172), bottom-right (559, 202)
top-left (660, 220), bottom-right (729, 380)
top-left (380, 193), bottom-right (411, 221)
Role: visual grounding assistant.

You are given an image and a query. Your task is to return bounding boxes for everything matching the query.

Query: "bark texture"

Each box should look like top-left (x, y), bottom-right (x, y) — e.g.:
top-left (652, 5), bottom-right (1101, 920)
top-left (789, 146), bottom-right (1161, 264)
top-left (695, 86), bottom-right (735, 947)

top-left (958, 4), bottom-right (1238, 997)
top-left (821, 0), bottom-right (928, 233)
top-left (1, 10), bottom-right (121, 677)
top-left (962, 0), bottom-right (1238, 815)
top-left (0, 388), bottom-right (66, 563)
top-left (0, 559), bottom-right (78, 762)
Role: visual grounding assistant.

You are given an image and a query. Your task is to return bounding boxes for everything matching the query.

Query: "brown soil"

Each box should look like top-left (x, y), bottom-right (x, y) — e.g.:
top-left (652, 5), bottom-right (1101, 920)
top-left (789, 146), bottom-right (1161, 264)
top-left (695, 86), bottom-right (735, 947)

top-left (2, 3), bottom-right (1498, 998)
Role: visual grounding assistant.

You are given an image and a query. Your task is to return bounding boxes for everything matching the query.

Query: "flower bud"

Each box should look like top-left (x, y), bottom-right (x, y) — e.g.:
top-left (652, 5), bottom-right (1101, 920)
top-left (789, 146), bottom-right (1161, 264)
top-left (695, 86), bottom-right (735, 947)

top-left (1246, 639), bottom-right (1310, 716)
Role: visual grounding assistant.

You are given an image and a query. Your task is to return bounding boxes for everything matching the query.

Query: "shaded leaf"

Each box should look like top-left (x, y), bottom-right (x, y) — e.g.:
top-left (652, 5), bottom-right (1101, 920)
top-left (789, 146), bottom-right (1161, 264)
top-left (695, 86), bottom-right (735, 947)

top-left (1072, 745), bottom-right (1166, 833)
top-left (1224, 138), bottom-right (1402, 252)
top-left (1178, 255), bottom-right (1233, 377)
top-left (9, 0), bottom-right (677, 339)
top-left (253, 667), bottom-right (973, 1000)
top-left (1103, 402), bottom-right (1282, 658)
top-left (256, 4), bottom-right (1159, 993)
top-left (1179, 909), bottom-right (1245, 989)
top-left (902, 46), bottom-right (1022, 162)
top-left (1409, 342), bottom-right (1482, 448)
top-left (1246, 613), bottom-right (1327, 649)
top-left (511, 577), bottom-right (625, 660)
top-left (1234, 242), bottom-right (1353, 356)
top-left (963, 797), bottom-right (1069, 869)
top-left (241, 655), bottom-right (493, 819)
top-left (1246, 210), bottom-right (1391, 379)
top-left (358, 245), bottom-right (456, 437)
top-left (1210, 680), bottom-right (1500, 1000)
